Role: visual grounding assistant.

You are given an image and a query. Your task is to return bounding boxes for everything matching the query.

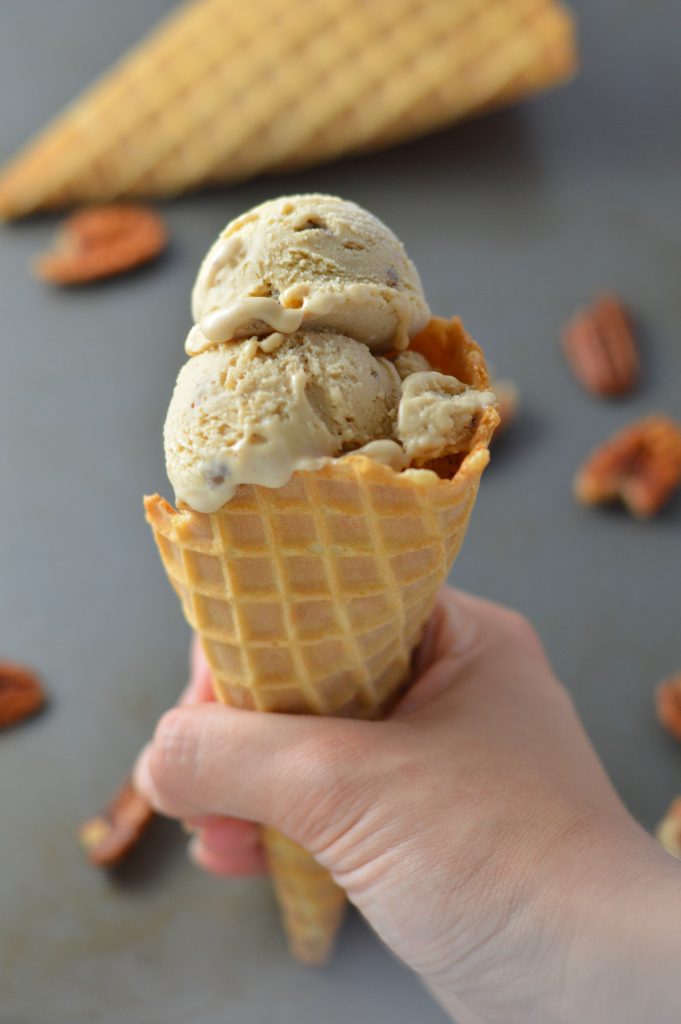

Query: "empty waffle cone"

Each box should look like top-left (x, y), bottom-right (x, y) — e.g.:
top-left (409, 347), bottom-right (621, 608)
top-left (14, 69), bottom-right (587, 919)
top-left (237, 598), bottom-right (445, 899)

top-left (0, 0), bottom-right (576, 219)
top-left (144, 318), bottom-right (498, 962)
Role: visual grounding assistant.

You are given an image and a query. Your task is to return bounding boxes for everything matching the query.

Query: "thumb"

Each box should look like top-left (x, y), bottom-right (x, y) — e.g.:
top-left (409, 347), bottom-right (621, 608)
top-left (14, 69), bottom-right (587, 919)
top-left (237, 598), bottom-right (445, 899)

top-left (134, 703), bottom-right (388, 854)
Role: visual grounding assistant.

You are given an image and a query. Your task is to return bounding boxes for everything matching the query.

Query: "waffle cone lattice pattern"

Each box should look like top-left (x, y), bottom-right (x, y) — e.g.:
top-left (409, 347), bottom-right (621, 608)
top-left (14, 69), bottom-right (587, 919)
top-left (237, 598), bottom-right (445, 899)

top-left (145, 461), bottom-right (483, 717)
top-left (262, 827), bottom-right (347, 964)
top-left (0, 0), bottom-right (576, 217)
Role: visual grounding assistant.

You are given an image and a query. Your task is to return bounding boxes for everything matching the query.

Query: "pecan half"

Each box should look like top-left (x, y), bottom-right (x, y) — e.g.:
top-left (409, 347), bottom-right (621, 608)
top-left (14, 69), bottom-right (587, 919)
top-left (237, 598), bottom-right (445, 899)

top-left (34, 205), bottom-right (167, 285)
top-left (79, 776), bottom-right (155, 867)
top-left (656, 797), bottom-right (681, 858)
top-left (0, 662), bottom-right (45, 728)
top-left (490, 378), bottom-right (519, 441)
top-left (655, 673), bottom-right (681, 742)
top-left (574, 415), bottom-right (681, 517)
top-left (562, 294), bottom-right (639, 397)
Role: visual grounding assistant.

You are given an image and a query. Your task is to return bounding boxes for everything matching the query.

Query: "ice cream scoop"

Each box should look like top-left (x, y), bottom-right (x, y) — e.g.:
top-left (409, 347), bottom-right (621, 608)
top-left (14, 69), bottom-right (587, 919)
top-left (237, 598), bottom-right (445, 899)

top-left (165, 331), bottom-right (403, 513)
top-left (397, 371), bottom-right (496, 464)
top-left (164, 328), bottom-right (495, 512)
top-left (188, 194), bottom-right (430, 356)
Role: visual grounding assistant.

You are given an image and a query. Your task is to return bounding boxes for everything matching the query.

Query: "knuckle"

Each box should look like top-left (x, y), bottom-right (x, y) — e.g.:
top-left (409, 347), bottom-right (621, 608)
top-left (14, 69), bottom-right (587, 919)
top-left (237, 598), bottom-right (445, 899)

top-left (495, 607), bottom-right (544, 653)
top-left (296, 724), bottom-right (359, 788)
top-left (286, 724), bottom-right (389, 846)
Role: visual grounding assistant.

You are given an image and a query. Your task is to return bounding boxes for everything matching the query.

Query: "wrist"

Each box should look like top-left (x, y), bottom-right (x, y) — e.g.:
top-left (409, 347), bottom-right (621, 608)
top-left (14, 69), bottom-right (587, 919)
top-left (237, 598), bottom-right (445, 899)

top-left (423, 812), bottom-right (681, 1024)
top-left (550, 817), bottom-right (681, 1024)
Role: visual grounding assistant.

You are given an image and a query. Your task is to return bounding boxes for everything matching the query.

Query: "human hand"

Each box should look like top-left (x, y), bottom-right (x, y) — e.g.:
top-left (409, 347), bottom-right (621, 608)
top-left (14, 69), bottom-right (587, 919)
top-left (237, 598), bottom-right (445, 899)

top-left (164, 634), bottom-right (267, 878)
top-left (135, 588), bottom-right (681, 1024)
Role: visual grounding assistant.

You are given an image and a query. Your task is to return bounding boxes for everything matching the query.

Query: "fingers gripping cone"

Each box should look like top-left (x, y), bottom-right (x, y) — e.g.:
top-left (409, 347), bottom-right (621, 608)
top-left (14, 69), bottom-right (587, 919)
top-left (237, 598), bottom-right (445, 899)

top-left (0, 0), bottom-right (576, 219)
top-left (144, 319), bottom-right (498, 963)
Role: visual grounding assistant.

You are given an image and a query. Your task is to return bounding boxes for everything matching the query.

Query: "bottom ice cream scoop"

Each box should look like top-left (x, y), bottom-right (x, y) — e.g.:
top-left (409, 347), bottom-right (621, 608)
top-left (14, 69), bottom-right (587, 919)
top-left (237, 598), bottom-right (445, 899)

top-left (164, 327), bottom-right (496, 513)
top-left (164, 331), bottom-right (402, 512)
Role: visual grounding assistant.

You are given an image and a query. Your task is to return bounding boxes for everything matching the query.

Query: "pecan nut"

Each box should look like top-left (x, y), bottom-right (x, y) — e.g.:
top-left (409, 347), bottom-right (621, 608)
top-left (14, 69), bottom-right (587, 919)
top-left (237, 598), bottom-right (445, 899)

top-left (34, 204), bottom-right (167, 285)
top-left (79, 776), bottom-right (155, 867)
top-left (562, 294), bottom-right (639, 397)
top-left (656, 797), bottom-right (681, 858)
top-left (574, 415), bottom-right (681, 517)
top-left (0, 662), bottom-right (45, 728)
top-left (655, 673), bottom-right (681, 742)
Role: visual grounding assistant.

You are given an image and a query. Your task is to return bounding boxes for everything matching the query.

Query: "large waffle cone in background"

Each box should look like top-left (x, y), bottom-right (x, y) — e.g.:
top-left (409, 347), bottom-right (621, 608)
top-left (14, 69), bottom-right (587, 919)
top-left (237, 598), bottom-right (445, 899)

top-left (144, 318), bottom-right (497, 962)
top-left (0, 0), bottom-right (576, 219)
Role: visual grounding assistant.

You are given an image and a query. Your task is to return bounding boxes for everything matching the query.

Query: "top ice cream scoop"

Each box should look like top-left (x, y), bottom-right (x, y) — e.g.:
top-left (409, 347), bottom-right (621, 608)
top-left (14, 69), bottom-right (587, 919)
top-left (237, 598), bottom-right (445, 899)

top-left (188, 194), bottom-right (430, 356)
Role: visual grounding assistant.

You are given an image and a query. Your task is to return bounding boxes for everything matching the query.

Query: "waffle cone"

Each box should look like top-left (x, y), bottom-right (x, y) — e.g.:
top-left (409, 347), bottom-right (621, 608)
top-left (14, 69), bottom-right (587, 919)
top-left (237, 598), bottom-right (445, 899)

top-left (144, 318), bottom-right (497, 962)
top-left (0, 0), bottom-right (575, 219)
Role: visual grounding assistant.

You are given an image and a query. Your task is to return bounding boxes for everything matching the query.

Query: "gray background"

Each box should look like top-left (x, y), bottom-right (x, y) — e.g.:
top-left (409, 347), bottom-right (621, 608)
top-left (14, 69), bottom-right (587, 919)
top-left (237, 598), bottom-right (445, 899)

top-left (1, 1), bottom-right (680, 1021)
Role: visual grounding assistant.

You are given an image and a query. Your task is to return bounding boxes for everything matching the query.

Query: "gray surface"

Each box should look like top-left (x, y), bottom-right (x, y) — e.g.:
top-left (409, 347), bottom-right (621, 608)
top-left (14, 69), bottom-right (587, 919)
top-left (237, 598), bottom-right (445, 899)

top-left (1, 1), bottom-right (680, 1021)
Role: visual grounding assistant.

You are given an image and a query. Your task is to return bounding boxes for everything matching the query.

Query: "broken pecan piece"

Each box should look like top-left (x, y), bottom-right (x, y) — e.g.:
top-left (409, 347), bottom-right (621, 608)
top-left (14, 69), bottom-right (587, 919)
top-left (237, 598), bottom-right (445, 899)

top-left (79, 776), bottom-right (155, 867)
top-left (562, 294), bottom-right (639, 397)
top-left (34, 204), bottom-right (167, 285)
top-left (656, 797), bottom-right (681, 858)
top-left (574, 415), bottom-right (681, 517)
top-left (0, 662), bottom-right (45, 728)
top-left (655, 673), bottom-right (681, 742)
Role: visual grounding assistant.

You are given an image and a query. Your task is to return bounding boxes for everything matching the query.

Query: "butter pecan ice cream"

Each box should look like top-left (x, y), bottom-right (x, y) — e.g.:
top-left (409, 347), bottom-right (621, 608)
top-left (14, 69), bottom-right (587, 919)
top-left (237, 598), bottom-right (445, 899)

top-left (164, 194), bottom-right (495, 512)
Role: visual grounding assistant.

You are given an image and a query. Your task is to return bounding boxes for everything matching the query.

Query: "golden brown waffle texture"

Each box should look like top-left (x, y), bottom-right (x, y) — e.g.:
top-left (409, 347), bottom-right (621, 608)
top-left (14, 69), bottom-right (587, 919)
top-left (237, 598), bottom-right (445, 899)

top-left (145, 318), bottom-right (497, 962)
top-left (0, 0), bottom-right (576, 218)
